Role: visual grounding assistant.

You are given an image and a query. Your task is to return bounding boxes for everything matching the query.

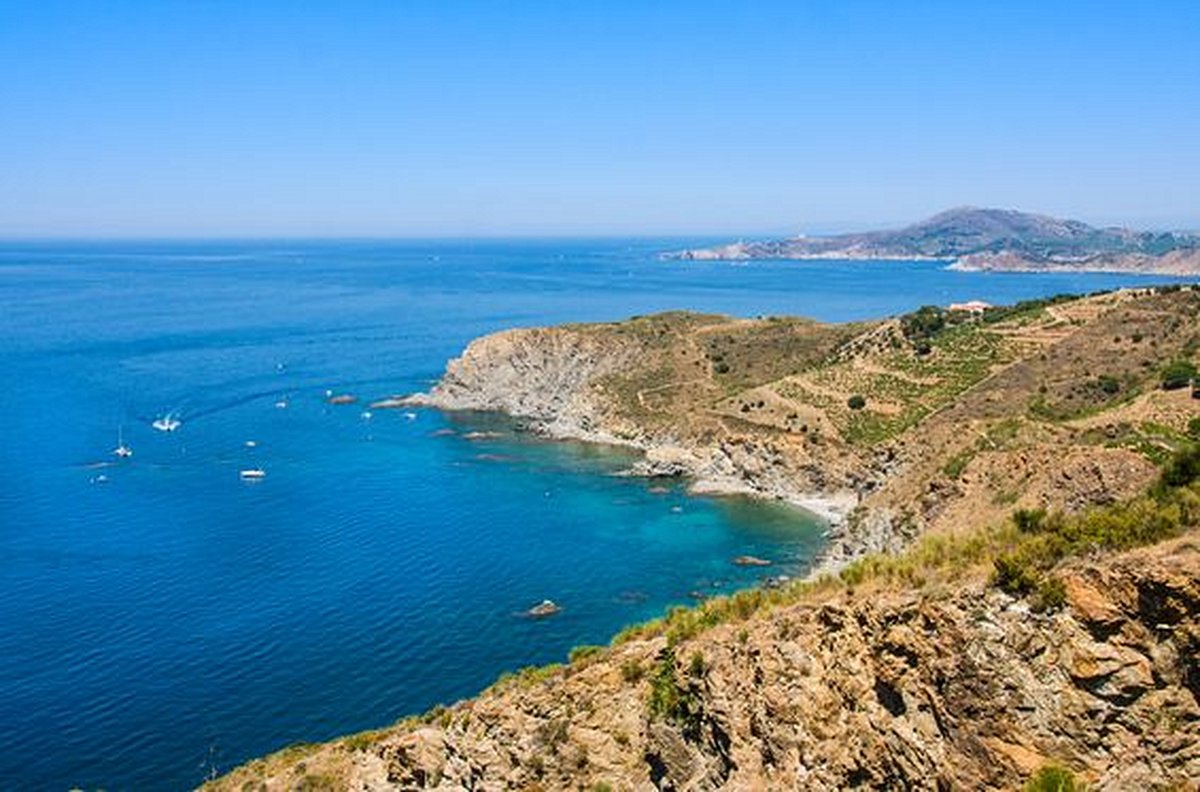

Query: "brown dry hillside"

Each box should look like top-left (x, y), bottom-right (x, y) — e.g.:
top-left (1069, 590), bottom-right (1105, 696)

top-left (406, 287), bottom-right (1200, 563)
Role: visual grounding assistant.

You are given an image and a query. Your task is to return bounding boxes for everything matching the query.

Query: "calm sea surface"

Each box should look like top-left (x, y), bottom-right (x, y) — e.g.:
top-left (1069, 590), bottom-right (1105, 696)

top-left (0, 239), bottom-right (1181, 789)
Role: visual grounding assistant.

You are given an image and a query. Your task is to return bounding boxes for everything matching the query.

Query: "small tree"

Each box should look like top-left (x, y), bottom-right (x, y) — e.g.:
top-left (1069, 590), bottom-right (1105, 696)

top-left (1161, 359), bottom-right (1197, 390)
top-left (847, 394), bottom-right (867, 410)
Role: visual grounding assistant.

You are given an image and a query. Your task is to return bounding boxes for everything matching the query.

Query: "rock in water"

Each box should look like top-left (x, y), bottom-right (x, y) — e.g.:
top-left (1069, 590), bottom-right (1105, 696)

top-left (526, 599), bottom-right (562, 618)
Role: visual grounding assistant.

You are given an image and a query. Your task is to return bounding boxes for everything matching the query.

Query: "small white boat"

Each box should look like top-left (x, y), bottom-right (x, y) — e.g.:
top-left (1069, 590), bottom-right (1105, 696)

top-left (361, 410), bottom-right (373, 420)
top-left (274, 400), bottom-right (289, 409)
top-left (239, 468), bottom-right (267, 480)
top-left (245, 440), bottom-right (258, 448)
top-left (112, 426), bottom-right (133, 457)
top-left (152, 413), bottom-right (182, 432)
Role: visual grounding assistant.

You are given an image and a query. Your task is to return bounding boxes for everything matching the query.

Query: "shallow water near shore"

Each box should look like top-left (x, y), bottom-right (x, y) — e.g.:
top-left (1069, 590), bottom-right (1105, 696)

top-left (0, 239), bottom-right (1183, 789)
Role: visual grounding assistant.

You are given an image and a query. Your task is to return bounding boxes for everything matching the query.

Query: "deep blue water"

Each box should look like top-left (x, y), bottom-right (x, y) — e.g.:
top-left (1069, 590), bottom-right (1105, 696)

top-left (0, 239), bottom-right (1184, 790)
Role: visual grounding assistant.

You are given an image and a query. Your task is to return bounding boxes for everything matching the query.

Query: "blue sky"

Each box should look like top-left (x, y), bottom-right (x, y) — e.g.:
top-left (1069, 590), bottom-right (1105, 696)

top-left (1, 1), bottom-right (1197, 237)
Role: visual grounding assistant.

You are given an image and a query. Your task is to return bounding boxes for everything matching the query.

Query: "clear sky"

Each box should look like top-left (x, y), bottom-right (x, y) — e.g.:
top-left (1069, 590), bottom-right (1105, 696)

top-left (1, 1), bottom-right (1197, 237)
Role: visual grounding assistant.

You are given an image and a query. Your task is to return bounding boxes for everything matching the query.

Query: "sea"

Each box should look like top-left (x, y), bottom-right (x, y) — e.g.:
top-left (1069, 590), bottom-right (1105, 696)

top-left (0, 239), bottom-right (1182, 790)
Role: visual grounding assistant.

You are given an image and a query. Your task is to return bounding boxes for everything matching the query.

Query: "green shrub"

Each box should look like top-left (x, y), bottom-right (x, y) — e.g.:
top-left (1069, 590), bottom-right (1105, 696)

top-left (1096, 375), bottom-right (1121, 395)
top-left (847, 394), bottom-right (867, 410)
top-left (569, 645), bottom-right (604, 665)
top-left (1161, 359), bottom-right (1197, 390)
top-left (993, 553), bottom-right (1039, 595)
top-left (1160, 442), bottom-right (1200, 489)
top-left (900, 305), bottom-right (947, 341)
top-left (1189, 417), bottom-right (1200, 439)
top-left (1031, 577), bottom-right (1067, 613)
top-left (1023, 763), bottom-right (1086, 792)
top-left (648, 649), bottom-right (703, 734)
top-left (942, 452), bottom-right (971, 479)
top-left (620, 659), bottom-right (644, 683)
top-left (1013, 507), bottom-right (1047, 533)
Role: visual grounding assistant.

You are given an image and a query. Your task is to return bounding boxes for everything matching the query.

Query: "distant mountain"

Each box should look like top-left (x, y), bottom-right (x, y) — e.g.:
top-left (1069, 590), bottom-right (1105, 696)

top-left (669, 207), bottom-right (1200, 274)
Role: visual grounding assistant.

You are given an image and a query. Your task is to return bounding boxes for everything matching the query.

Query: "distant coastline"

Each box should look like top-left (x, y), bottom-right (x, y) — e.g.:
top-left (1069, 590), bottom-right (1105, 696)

top-left (668, 207), bottom-right (1200, 276)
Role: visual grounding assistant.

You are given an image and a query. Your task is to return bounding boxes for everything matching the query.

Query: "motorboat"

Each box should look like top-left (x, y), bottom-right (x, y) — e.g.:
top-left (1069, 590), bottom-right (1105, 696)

top-left (152, 413), bottom-right (182, 432)
top-left (239, 468), bottom-right (267, 480)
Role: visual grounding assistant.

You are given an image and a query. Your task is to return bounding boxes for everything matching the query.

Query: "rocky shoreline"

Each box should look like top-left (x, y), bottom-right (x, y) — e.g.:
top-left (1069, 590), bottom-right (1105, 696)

top-left (396, 324), bottom-right (885, 579)
top-left (397, 287), bottom-right (1200, 583)
top-left (948, 248), bottom-right (1200, 276)
top-left (206, 534), bottom-right (1200, 791)
top-left (403, 390), bottom-right (862, 568)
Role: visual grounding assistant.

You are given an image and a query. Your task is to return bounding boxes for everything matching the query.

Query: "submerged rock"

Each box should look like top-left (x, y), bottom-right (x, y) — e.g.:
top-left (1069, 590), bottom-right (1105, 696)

top-left (732, 555), bottom-right (773, 567)
top-left (526, 599), bottom-right (561, 618)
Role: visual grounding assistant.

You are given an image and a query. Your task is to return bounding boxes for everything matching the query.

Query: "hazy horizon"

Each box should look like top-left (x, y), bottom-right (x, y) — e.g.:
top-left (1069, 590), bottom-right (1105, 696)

top-left (3, 1), bottom-right (1198, 237)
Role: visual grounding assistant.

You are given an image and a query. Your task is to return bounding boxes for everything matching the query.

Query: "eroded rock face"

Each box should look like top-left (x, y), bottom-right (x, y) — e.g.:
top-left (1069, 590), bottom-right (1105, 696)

top-left (209, 538), bottom-right (1200, 791)
top-left (407, 326), bottom-right (644, 441)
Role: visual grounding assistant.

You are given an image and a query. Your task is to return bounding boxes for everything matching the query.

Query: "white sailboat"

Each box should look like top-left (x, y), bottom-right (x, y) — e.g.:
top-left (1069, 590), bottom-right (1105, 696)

top-left (112, 425), bottom-right (133, 458)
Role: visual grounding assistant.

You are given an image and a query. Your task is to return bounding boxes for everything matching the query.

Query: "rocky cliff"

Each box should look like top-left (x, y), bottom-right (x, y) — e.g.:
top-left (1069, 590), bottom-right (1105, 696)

top-left (206, 535), bottom-right (1200, 790)
top-left (404, 325), bottom-right (646, 444)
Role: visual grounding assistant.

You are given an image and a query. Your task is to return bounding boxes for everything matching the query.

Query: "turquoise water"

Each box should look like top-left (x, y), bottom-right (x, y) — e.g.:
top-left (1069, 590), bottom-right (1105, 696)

top-left (0, 239), bottom-right (1183, 790)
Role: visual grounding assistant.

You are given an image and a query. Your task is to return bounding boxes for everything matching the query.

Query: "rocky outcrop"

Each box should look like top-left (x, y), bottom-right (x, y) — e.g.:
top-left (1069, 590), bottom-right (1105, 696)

top-left (206, 537), bottom-right (1200, 791)
top-left (403, 321), bottom-right (865, 525)
top-left (404, 326), bottom-right (645, 442)
top-left (951, 247), bottom-right (1200, 275)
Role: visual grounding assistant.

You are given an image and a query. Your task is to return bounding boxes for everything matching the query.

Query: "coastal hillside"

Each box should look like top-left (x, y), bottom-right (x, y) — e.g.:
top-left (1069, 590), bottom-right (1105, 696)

top-left (209, 287), bottom-right (1200, 790)
top-left (668, 208), bottom-right (1200, 275)
top-left (406, 287), bottom-right (1200, 569)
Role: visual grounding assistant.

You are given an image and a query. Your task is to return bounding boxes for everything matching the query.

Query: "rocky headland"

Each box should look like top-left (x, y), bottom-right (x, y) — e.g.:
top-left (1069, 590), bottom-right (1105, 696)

top-left (207, 286), bottom-right (1200, 790)
top-left (402, 288), bottom-right (1200, 574)
top-left (670, 207), bottom-right (1200, 276)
